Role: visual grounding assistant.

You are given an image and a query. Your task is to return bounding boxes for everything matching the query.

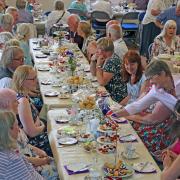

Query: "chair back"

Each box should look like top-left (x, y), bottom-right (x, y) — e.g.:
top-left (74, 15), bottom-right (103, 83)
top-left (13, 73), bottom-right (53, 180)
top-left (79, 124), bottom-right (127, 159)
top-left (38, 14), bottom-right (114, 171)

top-left (91, 11), bottom-right (111, 21)
top-left (67, 8), bottom-right (86, 17)
top-left (138, 11), bottom-right (146, 23)
top-left (121, 11), bottom-right (139, 24)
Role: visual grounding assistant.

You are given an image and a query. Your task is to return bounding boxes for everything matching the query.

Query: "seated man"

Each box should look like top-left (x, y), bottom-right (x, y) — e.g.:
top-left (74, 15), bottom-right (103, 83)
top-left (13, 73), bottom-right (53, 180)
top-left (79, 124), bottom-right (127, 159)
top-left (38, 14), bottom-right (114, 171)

top-left (107, 24), bottom-right (128, 60)
top-left (155, 1), bottom-right (180, 35)
top-left (67, 14), bottom-right (84, 49)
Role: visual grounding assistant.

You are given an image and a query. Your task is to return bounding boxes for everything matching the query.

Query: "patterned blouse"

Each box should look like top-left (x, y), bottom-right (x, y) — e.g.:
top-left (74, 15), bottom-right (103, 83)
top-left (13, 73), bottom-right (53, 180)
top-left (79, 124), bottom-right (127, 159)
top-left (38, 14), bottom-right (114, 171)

top-left (103, 53), bottom-right (127, 102)
top-left (152, 35), bottom-right (180, 57)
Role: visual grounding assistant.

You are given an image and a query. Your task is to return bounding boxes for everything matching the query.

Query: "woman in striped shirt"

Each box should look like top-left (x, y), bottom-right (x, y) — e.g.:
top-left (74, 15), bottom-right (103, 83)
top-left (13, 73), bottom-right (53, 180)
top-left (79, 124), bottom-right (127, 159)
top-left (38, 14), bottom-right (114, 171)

top-left (0, 111), bottom-right (43, 180)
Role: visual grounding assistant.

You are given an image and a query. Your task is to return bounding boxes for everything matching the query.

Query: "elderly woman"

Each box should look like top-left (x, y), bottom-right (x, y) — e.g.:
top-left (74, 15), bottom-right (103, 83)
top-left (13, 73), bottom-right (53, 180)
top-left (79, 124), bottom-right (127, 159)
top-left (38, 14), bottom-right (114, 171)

top-left (16, 0), bottom-right (33, 24)
top-left (0, 31), bottom-right (13, 48)
top-left (16, 23), bottom-right (33, 66)
top-left (77, 20), bottom-right (96, 56)
top-left (68, 0), bottom-right (88, 20)
top-left (0, 46), bottom-right (24, 88)
top-left (151, 20), bottom-right (180, 57)
top-left (0, 13), bottom-right (14, 33)
top-left (113, 60), bottom-right (176, 154)
top-left (0, 88), bottom-right (58, 179)
top-left (91, 37), bottom-right (127, 102)
top-left (12, 65), bottom-right (52, 156)
top-left (0, 111), bottom-right (44, 179)
top-left (46, 0), bottom-right (70, 35)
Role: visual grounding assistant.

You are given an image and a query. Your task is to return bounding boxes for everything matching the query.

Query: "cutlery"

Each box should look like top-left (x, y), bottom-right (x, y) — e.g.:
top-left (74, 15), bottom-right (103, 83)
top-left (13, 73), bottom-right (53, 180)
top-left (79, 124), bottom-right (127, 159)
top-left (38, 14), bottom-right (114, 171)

top-left (73, 164), bottom-right (92, 173)
top-left (120, 134), bottom-right (132, 139)
top-left (140, 162), bottom-right (149, 172)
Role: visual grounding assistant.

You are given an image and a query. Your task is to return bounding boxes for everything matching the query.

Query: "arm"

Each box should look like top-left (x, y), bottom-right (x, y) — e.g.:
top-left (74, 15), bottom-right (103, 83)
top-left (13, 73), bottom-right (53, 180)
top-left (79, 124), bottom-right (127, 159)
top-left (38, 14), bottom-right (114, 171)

top-left (161, 155), bottom-right (180, 180)
top-left (90, 57), bottom-right (97, 76)
top-left (151, 8), bottom-right (161, 16)
top-left (119, 96), bottom-right (130, 106)
top-left (26, 156), bottom-right (51, 167)
top-left (18, 97), bottom-right (45, 137)
top-left (155, 19), bottom-right (164, 29)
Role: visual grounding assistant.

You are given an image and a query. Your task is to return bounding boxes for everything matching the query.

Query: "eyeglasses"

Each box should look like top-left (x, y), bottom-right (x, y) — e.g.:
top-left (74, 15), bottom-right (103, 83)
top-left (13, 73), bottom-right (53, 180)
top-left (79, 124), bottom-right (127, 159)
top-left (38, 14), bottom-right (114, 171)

top-left (13, 57), bottom-right (24, 62)
top-left (26, 76), bottom-right (37, 81)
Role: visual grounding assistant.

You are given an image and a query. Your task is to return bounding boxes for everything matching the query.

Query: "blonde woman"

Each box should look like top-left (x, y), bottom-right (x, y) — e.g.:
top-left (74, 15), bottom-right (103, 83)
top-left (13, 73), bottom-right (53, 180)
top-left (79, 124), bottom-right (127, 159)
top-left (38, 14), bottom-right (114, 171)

top-left (12, 65), bottom-right (52, 156)
top-left (4, 38), bottom-right (20, 48)
top-left (16, 23), bottom-right (33, 66)
top-left (0, 111), bottom-right (43, 179)
top-left (151, 20), bottom-right (180, 57)
top-left (0, 31), bottom-right (13, 48)
top-left (77, 20), bottom-right (96, 56)
top-left (0, 13), bottom-right (14, 33)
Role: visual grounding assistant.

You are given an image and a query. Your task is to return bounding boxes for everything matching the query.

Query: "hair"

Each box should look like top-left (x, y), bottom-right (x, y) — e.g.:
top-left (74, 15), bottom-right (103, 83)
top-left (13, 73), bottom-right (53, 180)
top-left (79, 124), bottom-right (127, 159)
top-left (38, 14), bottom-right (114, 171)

top-left (96, 37), bottom-right (114, 52)
top-left (0, 111), bottom-right (17, 150)
top-left (145, 60), bottom-right (174, 82)
top-left (5, 6), bottom-right (18, 14)
top-left (160, 20), bottom-right (177, 37)
top-left (78, 21), bottom-right (92, 38)
top-left (0, 31), bottom-right (13, 44)
top-left (0, 46), bottom-right (23, 68)
top-left (106, 20), bottom-right (120, 35)
top-left (108, 24), bottom-right (123, 39)
top-left (12, 65), bottom-right (34, 93)
top-left (16, 0), bottom-right (26, 9)
top-left (16, 23), bottom-right (30, 40)
top-left (122, 50), bottom-right (143, 83)
top-left (0, 13), bottom-right (14, 31)
top-left (177, 0), bottom-right (180, 7)
top-left (4, 38), bottom-right (20, 48)
top-left (54, 0), bottom-right (64, 11)
top-left (0, 88), bottom-right (17, 111)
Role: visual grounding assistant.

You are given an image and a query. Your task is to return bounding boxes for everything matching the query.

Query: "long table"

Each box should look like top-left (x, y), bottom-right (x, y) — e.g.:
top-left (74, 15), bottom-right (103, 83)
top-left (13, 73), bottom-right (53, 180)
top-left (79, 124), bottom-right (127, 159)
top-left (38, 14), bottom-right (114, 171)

top-left (30, 38), bottom-right (161, 179)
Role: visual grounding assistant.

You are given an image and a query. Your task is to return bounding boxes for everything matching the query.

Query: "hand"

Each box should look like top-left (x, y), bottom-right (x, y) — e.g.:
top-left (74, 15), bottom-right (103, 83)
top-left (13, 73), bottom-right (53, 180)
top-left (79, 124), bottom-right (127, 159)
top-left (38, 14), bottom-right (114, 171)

top-left (36, 149), bottom-right (47, 158)
top-left (96, 55), bottom-right (105, 67)
top-left (163, 150), bottom-right (174, 168)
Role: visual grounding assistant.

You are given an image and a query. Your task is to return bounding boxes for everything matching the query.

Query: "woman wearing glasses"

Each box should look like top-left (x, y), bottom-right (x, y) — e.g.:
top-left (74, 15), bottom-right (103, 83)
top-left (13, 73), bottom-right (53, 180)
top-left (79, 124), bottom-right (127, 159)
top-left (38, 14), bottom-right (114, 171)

top-left (0, 46), bottom-right (24, 88)
top-left (112, 60), bottom-right (176, 154)
top-left (12, 65), bottom-right (52, 156)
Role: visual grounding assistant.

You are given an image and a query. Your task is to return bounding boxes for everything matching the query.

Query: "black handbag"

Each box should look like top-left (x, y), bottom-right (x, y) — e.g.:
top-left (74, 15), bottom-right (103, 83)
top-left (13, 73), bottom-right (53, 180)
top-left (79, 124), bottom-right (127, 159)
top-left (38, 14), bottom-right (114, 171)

top-left (49, 11), bottom-right (65, 36)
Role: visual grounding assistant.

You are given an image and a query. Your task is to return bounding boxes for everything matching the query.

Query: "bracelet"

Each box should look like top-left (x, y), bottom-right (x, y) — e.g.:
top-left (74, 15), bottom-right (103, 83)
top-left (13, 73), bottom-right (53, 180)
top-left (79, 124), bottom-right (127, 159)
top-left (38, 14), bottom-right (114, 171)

top-left (96, 65), bottom-right (102, 69)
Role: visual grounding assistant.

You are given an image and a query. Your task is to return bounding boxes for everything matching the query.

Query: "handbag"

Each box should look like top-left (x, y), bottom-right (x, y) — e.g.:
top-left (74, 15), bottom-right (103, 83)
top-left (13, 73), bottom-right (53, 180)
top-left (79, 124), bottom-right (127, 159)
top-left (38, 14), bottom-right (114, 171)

top-left (49, 11), bottom-right (65, 36)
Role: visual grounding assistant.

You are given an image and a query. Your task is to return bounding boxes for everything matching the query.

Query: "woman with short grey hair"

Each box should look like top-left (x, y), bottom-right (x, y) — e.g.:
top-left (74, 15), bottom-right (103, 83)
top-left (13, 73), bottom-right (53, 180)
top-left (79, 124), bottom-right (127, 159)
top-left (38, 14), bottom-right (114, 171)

top-left (0, 13), bottom-right (14, 32)
top-left (0, 46), bottom-right (24, 88)
top-left (0, 31), bottom-right (13, 48)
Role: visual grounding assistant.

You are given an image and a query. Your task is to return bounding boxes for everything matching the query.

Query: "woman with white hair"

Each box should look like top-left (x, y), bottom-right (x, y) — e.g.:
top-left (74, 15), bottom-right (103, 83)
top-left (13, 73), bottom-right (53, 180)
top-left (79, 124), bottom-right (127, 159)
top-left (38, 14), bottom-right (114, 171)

top-left (0, 13), bottom-right (14, 33)
top-left (16, 23), bottom-right (33, 66)
top-left (0, 31), bottom-right (13, 48)
top-left (152, 20), bottom-right (180, 57)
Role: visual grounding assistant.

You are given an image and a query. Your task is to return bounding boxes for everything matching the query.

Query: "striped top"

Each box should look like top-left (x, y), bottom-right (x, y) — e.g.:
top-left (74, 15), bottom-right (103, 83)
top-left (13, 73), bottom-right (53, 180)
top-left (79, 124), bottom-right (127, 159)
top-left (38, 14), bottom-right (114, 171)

top-left (0, 150), bottom-right (44, 180)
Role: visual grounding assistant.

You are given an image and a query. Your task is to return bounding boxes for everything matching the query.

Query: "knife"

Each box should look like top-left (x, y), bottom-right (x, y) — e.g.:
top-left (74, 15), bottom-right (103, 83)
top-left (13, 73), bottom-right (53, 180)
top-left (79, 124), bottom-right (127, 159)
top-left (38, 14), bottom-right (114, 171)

top-left (140, 162), bottom-right (149, 172)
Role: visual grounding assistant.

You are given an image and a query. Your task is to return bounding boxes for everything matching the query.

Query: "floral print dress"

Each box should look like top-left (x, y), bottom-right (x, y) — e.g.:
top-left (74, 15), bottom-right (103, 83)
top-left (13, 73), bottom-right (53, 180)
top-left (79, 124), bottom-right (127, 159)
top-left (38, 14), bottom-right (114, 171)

top-left (103, 53), bottom-right (127, 103)
top-left (152, 35), bottom-right (180, 57)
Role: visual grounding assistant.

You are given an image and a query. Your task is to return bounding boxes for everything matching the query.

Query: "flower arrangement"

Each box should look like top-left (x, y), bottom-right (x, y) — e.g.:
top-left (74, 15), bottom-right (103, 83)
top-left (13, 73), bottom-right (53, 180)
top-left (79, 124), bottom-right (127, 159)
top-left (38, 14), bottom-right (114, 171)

top-left (66, 50), bottom-right (77, 76)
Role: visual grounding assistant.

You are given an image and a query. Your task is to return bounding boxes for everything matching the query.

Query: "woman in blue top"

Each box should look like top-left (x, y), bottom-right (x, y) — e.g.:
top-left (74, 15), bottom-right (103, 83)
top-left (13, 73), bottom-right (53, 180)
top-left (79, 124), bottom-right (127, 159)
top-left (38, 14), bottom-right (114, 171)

top-left (120, 50), bottom-right (147, 106)
top-left (16, 23), bottom-right (33, 66)
top-left (69, 0), bottom-right (88, 20)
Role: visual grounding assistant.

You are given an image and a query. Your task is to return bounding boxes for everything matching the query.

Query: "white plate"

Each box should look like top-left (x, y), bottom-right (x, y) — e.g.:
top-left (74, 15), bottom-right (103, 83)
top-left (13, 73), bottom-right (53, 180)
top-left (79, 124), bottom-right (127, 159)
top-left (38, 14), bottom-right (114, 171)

top-left (119, 134), bottom-right (137, 142)
top-left (41, 80), bottom-right (52, 85)
top-left (78, 134), bottom-right (94, 142)
top-left (58, 94), bottom-right (71, 99)
top-left (55, 117), bottom-right (69, 123)
top-left (98, 144), bottom-right (116, 154)
top-left (97, 136), bottom-right (115, 145)
top-left (111, 116), bottom-right (127, 123)
top-left (35, 54), bottom-right (48, 58)
top-left (58, 137), bottom-right (77, 145)
top-left (158, 54), bottom-right (171, 60)
top-left (121, 151), bottom-right (139, 159)
top-left (133, 162), bottom-right (156, 173)
top-left (38, 67), bottom-right (50, 71)
top-left (44, 91), bottom-right (59, 97)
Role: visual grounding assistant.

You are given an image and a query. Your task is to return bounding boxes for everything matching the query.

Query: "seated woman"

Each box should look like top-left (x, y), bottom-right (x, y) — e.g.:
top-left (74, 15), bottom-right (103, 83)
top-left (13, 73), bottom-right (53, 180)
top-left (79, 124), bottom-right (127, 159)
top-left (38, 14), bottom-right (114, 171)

top-left (12, 65), bottom-right (52, 156)
top-left (90, 37), bottom-right (127, 102)
top-left (0, 88), bottom-right (58, 180)
top-left (0, 46), bottom-right (24, 88)
top-left (0, 111), bottom-right (43, 179)
top-left (16, 0), bottom-right (33, 24)
top-left (151, 20), bottom-right (180, 57)
top-left (161, 100), bottom-right (180, 180)
top-left (120, 50), bottom-right (146, 106)
top-left (46, 0), bottom-right (70, 35)
top-left (113, 60), bottom-right (175, 154)
top-left (0, 31), bottom-right (13, 48)
top-left (68, 0), bottom-right (88, 20)
top-left (0, 13), bottom-right (14, 33)
top-left (16, 23), bottom-right (33, 66)
top-left (77, 21), bottom-right (96, 57)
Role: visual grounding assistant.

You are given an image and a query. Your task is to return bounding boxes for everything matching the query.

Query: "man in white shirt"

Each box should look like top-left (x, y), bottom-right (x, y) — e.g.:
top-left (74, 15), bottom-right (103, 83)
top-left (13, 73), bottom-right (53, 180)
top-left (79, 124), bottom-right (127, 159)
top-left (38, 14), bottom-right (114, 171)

top-left (91, 0), bottom-right (112, 22)
top-left (107, 24), bottom-right (128, 60)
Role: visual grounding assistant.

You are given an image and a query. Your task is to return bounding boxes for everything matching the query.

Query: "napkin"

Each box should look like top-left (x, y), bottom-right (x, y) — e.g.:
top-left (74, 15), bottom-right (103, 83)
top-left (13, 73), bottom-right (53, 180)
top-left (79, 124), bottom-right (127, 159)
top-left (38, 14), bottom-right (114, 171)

top-left (119, 134), bottom-right (138, 143)
top-left (64, 165), bottom-right (89, 175)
